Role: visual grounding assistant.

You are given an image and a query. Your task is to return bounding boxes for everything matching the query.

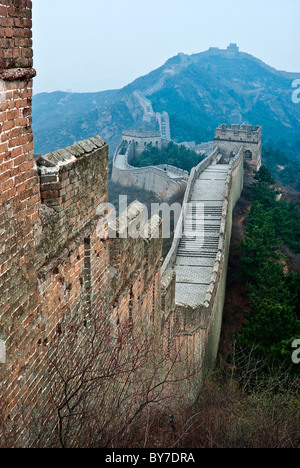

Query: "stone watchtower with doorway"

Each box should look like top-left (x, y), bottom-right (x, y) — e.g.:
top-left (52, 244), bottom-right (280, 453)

top-left (214, 124), bottom-right (262, 181)
top-left (122, 129), bottom-right (162, 159)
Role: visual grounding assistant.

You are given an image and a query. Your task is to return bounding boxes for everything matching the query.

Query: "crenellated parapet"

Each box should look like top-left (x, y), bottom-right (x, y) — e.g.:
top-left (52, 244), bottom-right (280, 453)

top-left (122, 129), bottom-right (162, 157)
top-left (214, 123), bottom-right (262, 178)
top-left (35, 136), bottom-right (108, 262)
top-left (215, 123), bottom-right (262, 143)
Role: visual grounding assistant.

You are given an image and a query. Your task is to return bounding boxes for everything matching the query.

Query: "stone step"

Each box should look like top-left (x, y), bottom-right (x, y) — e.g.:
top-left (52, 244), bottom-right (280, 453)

top-left (183, 225), bottom-right (221, 229)
top-left (178, 250), bottom-right (218, 255)
top-left (179, 245), bottom-right (219, 251)
top-left (178, 248), bottom-right (219, 253)
top-left (177, 252), bottom-right (217, 258)
top-left (180, 237), bottom-right (219, 243)
top-left (187, 205), bottom-right (223, 209)
top-left (178, 243), bottom-right (219, 250)
top-left (188, 210), bottom-right (222, 215)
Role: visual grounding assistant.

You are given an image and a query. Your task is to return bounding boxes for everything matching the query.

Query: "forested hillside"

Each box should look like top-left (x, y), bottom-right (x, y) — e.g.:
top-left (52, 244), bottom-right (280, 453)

top-left (33, 47), bottom-right (300, 159)
top-left (235, 166), bottom-right (300, 376)
top-left (132, 142), bottom-right (204, 173)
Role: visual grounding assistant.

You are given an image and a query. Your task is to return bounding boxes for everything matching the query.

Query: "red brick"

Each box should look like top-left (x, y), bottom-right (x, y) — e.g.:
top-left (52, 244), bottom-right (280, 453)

top-left (1, 17), bottom-right (14, 27)
top-left (4, 27), bottom-right (14, 37)
top-left (1, 177), bottom-right (14, 192)
top-left (0, 142), bottom-right (9, 154)
top-left (41, 190), bottom-right (61, 200)
top-left (13, 153), bottom-right (27, 167)
top-left (8, 134), bottom-right (28, 147)
top-left (11, 146), bottom-right (23, 158)
top-left (0, 5), bottom-right (8, 16)
top-left (2, 119), bottom-right (15, 132)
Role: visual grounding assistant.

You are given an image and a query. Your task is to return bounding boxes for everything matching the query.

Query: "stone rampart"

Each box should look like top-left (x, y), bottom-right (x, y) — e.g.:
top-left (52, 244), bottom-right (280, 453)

top-left (112, 140), bottom-right (188, 199)
top-left (0, 2), bottom-right (164, 443)
top-left (122, 129), bottom-right (162, 156)
top-left (214, 124), bottom-right (262, 177)
top-left (162, 147), bottom-right (220, 274)
top-left (36, 136), bottom-right (108, 263)
top-left (160, 147), bottom-right (245, 395)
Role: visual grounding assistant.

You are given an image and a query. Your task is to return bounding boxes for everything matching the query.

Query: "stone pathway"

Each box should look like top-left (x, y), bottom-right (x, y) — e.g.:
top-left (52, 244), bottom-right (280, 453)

top-left (174, 164), bottom-right (230, 307)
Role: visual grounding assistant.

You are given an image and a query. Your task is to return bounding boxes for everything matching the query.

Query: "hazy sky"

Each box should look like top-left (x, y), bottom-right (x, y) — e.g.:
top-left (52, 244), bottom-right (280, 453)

top-left (32, 0), bottom-right (300, 95)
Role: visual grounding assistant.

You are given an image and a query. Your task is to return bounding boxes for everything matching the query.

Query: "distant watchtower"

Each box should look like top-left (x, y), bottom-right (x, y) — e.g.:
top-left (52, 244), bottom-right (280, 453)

top-left (214, 124), bottom-right (262, 178)
top-left (122, 129), bottom-right (162, 158)
top-left (226, 43), bottom-right (240, 56)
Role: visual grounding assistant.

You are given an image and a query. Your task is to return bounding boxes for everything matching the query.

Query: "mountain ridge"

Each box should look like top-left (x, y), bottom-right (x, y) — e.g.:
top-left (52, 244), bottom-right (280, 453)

top-left (33, 45), bottom-right (300, 158)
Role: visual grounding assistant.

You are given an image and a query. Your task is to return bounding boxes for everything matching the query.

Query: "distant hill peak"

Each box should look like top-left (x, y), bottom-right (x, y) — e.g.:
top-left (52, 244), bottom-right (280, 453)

top-left (33, 45), bottom-right (300, 157)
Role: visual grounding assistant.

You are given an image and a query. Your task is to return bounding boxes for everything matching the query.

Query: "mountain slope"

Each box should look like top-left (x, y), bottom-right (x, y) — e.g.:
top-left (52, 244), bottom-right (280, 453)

top-left (33, 46), bottom-right (300, 158)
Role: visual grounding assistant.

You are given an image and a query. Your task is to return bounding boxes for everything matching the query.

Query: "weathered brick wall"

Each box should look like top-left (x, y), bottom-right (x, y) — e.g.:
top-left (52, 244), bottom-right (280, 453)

top-left (0, 0), bottom-right (33, 71)
top-left (32, 205), bottom-right (163, 447)
top-left (0, 132), bottom-right (164, 444)
top-left (36, 137), bottom-right (108, 263)
top-left (108, 212), bottom-right (162, 337)
top-left (0, 0), bottom-right (42, 427)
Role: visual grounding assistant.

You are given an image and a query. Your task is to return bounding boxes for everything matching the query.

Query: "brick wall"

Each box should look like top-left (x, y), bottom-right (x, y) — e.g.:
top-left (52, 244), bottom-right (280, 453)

top-left (0, 0), bottom-right (33, 71)
top-left (0, 1), bottom-right (166, 446)
top-left (36, 137), bottom-right (109, 262)
top-left (0, 0), bottom-right (41, 424)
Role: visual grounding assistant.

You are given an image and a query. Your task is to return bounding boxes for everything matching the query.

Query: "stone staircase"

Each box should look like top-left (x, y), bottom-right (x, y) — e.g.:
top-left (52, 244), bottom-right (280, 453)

top-left (174, 164), bottom-right (229, 306)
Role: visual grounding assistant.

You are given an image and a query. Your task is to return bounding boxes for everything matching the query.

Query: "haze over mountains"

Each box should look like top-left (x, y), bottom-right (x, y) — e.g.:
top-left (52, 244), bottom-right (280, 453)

top-left (33, 45), bottom-right (300, 159)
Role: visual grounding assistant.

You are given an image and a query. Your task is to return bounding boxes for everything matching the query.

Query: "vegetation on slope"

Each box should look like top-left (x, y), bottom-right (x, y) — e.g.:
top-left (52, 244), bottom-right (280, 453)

top-left (33, 50), bottom-right (300, 158)
top-left (150, 54), bottom-right (300, 154)
top-left (124, 364), bottom-right (300, 449)
top-left (262, 146), bottom-right (300, 191)
top-left (234, 166), bottom-right (300, 376)
top-left (132, 141), bottom-right (204, 173)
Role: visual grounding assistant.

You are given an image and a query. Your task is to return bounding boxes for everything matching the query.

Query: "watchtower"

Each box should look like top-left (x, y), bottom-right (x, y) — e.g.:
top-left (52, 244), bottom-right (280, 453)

top-left (226, 43), bottom-right (240, 56)
top-left (214, 124), bottom-right (262, 177)
top-left (122, 129), bottom-right (162, 158)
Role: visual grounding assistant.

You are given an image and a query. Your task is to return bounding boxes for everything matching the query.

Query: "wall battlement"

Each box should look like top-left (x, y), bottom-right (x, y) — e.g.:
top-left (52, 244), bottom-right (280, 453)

top-left (214, 123), bottom-right (262, 176)
top-left (36, 137), bottom-right (108, 262)
top-left (215, 123), bottom-right (262, 142)
top-left (122, 129), bottom-right (161, 139)
top-left (207, 43), bottom-right (240, 57)
top-left (226, 43), bottom-right (240, 55)
top-left (215, 124), bottom-right (262, 143)
top-left (122, 129), bottom-right (162, 156)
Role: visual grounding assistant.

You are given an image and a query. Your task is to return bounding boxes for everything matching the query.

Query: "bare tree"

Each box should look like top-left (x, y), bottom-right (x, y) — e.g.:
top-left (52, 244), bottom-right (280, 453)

top-left (35, 310), bottom-right (196, 448)
top-left (131, 348), bottom-right (300, 449)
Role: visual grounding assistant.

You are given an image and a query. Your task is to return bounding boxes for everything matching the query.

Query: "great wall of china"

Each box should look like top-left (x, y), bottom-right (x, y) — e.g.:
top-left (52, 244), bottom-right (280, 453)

top-left (112, 129), bottom-right (189, 199)
top-left (0, 1), bottom-right (261, 446)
